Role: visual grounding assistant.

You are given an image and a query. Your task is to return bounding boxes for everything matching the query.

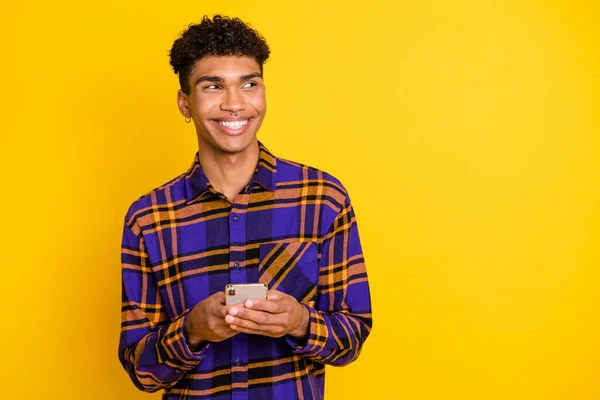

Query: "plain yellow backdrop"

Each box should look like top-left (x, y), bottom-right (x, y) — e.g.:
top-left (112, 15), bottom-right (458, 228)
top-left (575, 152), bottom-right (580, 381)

top-left (1, 1), bottom-right (599, 399)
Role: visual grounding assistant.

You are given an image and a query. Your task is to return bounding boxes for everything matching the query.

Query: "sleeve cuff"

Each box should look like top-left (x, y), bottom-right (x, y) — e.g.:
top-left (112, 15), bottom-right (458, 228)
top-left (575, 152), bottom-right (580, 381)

top-left (156, 309), bottom-right (210, 370)
top-left (285, 304), bottom-right (328, 355)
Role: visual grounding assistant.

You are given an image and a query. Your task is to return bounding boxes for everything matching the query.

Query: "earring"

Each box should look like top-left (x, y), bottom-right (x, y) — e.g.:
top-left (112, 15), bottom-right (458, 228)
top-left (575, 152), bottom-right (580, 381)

top-left (184, 117), bottom-right (191, 123)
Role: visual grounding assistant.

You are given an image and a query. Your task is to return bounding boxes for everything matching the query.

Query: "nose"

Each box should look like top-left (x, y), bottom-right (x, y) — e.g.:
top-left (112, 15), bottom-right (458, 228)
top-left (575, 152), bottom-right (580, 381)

top-left (220, 87), bottom-right (246, 113)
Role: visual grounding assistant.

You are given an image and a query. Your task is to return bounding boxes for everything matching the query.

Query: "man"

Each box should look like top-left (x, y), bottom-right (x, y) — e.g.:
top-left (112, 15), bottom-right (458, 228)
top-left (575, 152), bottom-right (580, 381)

top-left (119, 15), bottom-right (372, 400)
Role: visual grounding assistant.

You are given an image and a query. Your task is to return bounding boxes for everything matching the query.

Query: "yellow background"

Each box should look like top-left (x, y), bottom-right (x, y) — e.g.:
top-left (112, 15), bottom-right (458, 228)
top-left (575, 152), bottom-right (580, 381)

top-left (1, 0), bottom-right (599, 399)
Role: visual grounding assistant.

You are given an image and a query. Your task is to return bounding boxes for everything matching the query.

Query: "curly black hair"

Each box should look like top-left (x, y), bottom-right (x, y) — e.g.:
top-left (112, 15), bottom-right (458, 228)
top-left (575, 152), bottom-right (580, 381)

top-left (169, 15), bottom-right (270, 95)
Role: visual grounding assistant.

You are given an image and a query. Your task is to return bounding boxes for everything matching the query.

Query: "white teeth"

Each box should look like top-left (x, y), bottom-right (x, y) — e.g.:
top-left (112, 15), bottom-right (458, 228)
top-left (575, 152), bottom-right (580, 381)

top-left (217, 119), bottom-right (249, 129)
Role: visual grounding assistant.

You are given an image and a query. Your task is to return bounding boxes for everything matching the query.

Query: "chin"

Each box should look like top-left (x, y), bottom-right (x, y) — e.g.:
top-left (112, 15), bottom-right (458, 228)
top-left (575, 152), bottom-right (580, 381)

top-left (215, 136), bottom-right (256, 154)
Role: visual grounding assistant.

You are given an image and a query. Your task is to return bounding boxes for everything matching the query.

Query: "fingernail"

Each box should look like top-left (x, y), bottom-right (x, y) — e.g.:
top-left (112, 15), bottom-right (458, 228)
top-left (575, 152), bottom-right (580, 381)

top-left (225, 315), bottom-right (234, 323)
top-left (230, 307), bottom-right (238, 315)
top-left (245, 300), bottom-right (253, 308)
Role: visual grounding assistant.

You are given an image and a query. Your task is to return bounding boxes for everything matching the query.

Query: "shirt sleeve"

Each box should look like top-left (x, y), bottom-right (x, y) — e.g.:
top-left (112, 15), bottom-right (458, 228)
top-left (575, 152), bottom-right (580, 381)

top-left (118, 219), bottom-right (208, 392)
top-left (285, 193), bottom-right (373, 366)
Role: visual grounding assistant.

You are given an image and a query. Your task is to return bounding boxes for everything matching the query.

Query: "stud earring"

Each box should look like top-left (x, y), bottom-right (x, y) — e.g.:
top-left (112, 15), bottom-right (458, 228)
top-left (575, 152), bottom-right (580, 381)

top-left (184, 117), bottom-right (191, 123)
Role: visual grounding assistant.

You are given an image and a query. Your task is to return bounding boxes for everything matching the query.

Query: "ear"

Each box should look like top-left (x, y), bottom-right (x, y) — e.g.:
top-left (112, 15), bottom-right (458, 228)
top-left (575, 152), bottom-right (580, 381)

top-left (177, 89), bottom-right (192, 119)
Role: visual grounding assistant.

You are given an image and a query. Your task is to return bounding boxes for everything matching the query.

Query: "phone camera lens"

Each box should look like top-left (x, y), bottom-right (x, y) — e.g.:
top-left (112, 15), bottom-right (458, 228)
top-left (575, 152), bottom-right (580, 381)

top-left (229, 289), bottom-right (236, 296)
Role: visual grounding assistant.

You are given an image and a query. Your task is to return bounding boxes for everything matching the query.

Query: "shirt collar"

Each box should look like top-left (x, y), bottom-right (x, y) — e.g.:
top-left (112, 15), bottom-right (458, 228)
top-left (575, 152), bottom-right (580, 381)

top-left (185, 141), bottom-right (277, 204)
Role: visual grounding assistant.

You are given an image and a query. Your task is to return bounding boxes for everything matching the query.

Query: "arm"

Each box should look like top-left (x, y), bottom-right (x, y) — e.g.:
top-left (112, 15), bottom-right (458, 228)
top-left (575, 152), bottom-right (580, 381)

top-left (286, 194), bottom-right (373, 366)
top-left (118, 220), bottom-right (207, 392)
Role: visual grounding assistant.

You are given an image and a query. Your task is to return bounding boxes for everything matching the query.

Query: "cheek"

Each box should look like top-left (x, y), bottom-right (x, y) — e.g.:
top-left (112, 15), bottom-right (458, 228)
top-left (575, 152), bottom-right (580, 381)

top-left (246, 90), bottom-right (267, 113)
top-left (251, 93), bottom-right (267, 114)
top-left (193, 95), bottom-right (220, 118)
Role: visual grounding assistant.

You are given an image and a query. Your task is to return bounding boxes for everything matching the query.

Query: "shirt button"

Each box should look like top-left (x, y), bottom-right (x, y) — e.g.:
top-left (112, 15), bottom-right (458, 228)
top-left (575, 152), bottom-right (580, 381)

top-left (233, 215), bottom-right (239, 222)
top-left (234, 261), bottom-right (240, 269)
top-left (235, 357), bottom-right (241, 366)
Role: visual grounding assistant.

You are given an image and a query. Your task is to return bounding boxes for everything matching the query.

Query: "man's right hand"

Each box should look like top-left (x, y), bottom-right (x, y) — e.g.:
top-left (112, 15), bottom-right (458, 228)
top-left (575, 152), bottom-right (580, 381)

top-left (184, 292), bottom-right (238, 350)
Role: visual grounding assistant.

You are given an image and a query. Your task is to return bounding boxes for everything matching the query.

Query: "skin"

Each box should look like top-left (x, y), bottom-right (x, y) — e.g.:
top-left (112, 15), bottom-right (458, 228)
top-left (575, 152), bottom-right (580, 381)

top-left (178, 55), bottom-right (309, 350)
top-left (225, 289), bottom-right (309, 339)
top-left (177, 55), bottom-right (266, 202)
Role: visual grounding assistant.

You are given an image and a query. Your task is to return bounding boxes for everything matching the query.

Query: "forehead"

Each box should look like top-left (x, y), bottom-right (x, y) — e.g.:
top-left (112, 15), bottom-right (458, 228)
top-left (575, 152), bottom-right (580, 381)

top-left (190, 55), bottom-right (261, 79)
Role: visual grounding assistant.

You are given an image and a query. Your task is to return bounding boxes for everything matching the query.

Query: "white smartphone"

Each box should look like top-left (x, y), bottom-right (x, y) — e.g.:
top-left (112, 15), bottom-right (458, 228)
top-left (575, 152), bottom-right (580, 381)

top-left (225, 283), bottom-right (268, 306)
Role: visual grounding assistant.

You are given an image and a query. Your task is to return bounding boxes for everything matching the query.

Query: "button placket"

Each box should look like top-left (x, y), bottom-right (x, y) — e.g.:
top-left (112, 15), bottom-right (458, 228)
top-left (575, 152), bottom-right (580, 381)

top-left (229, 201), bottom-right (249, 398)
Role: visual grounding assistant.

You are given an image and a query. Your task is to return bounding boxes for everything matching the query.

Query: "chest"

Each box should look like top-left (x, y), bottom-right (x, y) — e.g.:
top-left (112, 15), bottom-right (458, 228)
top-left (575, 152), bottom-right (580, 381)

top-left (140, 195), bottom-right (323, 317)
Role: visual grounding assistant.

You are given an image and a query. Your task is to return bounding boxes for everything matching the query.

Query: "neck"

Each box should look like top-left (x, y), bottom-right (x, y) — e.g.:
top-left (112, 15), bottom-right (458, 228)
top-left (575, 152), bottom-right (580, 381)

top-left (197, 138), bottom-right (260, 203)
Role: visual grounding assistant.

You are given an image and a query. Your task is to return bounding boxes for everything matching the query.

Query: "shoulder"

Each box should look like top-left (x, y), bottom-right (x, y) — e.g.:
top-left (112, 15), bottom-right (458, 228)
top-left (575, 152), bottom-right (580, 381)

top-left (275, 156), bottom-right (350, 210)
top-left (123, 171), bottom-right (188, 230)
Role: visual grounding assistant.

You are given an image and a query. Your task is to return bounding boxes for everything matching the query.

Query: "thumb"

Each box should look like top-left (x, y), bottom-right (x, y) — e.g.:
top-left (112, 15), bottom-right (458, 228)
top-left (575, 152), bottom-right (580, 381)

top-left (267, 289), bottom-right (289, 301)
top-left (267, 289), bottom-right (284, 301)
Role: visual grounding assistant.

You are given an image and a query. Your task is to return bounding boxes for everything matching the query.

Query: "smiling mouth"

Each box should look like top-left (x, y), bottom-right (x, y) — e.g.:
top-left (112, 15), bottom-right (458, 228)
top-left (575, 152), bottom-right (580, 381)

top-left (214, 118), bottom-right (251, 129)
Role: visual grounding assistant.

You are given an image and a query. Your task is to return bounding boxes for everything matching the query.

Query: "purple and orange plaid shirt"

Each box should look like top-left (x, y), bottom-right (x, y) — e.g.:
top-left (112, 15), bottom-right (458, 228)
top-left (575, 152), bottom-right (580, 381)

top-left (119, 142), bottom-right (372, 400)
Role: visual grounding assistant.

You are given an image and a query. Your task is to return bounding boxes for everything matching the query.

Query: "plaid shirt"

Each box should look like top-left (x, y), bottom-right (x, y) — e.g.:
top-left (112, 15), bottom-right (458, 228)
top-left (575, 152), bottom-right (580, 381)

top-left (119, 142), bottom-right (372, 400)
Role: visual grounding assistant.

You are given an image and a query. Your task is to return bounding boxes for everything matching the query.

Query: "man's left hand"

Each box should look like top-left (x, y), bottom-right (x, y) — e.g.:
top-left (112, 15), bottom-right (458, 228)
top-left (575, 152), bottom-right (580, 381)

top-left (224, 289), bottom-right (309, 340)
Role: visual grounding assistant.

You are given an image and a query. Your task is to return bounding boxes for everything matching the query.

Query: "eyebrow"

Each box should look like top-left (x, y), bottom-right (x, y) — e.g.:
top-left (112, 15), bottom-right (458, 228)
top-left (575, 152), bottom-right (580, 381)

top-left (195, 72), bottom-right (262, 86)
top-left (195, 76), bottom-right (224, 85)
top-left (240, 72), bottom-right (262, 81)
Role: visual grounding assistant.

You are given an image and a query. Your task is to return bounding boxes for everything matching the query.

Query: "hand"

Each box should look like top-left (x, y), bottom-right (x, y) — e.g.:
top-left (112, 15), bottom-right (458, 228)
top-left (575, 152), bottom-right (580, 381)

top-left (184, 292), bottom-right (239, 350)
top-left (224, 289), bottom-right (310, 339)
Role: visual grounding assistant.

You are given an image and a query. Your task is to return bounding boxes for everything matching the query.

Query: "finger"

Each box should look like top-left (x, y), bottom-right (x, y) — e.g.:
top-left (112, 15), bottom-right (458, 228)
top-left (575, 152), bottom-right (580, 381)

top-left (213, 291), bottom-right (226, 303)
top-left (227, 308), bottom-right (278, 325)
top-left (211, 295), bottom-right (242, 317)
top-left (228, 317), bottom-right (285, 336)
top-left (208, 302), bottom-right (228, 317)
top-left (229, 325), bottom-right (280, 338)
top-left (266, 289), bottom-right (287, 301)
top-left (244, 298), bottom-right (284, 313)
top-left (225, 314), bottom-right (262, 330)
top-left (212, 301), bottom-right (232, 318)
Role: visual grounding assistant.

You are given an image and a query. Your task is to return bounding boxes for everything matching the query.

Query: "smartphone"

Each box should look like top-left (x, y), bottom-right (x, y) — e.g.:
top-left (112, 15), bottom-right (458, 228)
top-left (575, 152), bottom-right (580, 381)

top-left (225, 283), bottom-right (268, 306)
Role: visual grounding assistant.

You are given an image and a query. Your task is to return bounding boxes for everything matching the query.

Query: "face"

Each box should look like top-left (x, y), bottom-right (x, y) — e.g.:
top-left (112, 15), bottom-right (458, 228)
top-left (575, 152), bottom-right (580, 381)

top-left (177, 55), bottom-right (266, 156)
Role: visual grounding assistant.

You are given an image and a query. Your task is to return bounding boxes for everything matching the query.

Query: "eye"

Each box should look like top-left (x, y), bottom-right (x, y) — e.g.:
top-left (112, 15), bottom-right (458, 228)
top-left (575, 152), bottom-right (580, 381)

top-left (242, 81), bottom-right (257, 89)
top-left (204, 84), bottom-right (220, 90)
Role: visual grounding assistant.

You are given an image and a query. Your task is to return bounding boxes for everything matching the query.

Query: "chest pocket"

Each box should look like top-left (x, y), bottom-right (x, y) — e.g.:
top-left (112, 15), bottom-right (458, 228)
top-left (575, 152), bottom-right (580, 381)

top-left (258, 242), bottom-right (319, 305)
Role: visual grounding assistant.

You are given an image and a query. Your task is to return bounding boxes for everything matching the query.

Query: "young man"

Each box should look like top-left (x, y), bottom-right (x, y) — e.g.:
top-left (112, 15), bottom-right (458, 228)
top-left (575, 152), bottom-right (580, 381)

top-left (119, 15), bottom-right (372, 400)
